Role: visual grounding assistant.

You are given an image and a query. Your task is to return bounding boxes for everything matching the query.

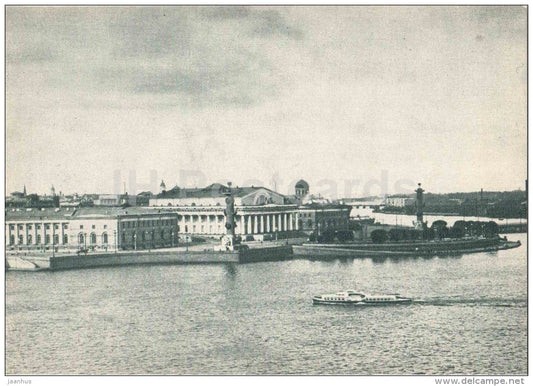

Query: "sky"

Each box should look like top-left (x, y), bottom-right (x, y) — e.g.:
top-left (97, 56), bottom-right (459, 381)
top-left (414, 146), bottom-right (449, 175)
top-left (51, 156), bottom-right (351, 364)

top-left (5, 6), bottom-right (527, 198)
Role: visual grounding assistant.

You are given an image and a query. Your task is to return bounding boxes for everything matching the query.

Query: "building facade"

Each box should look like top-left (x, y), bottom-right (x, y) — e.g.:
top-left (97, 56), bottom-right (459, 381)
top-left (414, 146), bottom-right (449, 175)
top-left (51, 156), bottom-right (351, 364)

top-left (6, 207), bottom-right (178, 252)
top-left (150, 182), bottom-right (350, 237)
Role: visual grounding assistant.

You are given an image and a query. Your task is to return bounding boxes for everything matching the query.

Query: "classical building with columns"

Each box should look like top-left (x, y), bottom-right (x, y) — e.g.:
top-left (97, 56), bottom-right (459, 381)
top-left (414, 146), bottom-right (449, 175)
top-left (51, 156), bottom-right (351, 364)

top-left (6, 181), bottom-right (352, 250)
top-left (5, 207), bottom-right (178, 252)
top-left (150, 183), bottom-right (300, 237)
top-left (149, 182), bottom-right (351, 237)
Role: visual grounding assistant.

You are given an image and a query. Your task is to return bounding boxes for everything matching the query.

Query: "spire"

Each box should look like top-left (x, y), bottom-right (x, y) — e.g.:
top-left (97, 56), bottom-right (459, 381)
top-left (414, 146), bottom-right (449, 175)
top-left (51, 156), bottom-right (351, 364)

top-left (23, 185), bottom-right (26, 196)
top-left (51, 185), bottom-right (56, 197)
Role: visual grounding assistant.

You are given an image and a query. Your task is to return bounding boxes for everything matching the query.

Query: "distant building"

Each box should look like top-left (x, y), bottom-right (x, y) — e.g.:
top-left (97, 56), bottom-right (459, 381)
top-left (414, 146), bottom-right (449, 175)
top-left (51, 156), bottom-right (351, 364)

top-left (6, 187), bottom-right (59, 208)
top-left (136, 191), bottom-right (153, 206)
top-left (93, 193), bottom-right (136, 207)
top-left (384, 196), bottom-right (415, 208)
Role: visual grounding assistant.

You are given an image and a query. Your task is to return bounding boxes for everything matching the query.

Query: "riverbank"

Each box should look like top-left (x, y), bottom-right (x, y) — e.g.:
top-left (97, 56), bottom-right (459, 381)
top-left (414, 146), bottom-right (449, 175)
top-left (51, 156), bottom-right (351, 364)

top-left (6, 235), bottom-right (522, 271)
top-left (293, 237), bottom-right (520, 258)
top-left (5, 242), bottom-right (296, 271)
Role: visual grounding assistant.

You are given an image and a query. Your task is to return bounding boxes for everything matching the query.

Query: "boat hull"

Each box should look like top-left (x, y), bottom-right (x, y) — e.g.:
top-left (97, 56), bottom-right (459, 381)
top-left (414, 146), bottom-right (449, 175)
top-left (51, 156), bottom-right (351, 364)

top-left (312, 297), bottom-right (412, 306)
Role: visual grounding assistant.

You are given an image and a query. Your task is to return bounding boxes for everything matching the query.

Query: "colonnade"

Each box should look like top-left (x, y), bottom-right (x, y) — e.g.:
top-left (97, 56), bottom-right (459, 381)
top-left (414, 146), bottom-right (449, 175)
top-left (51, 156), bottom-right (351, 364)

top-left (176, 211), bottom-right (298, 235)
top-left (238, 212), bottom-right (298, 235)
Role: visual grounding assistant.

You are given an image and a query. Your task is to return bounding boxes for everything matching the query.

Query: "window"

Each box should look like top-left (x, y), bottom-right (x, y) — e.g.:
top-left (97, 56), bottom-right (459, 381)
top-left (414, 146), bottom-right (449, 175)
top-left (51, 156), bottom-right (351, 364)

top-left (37, 225), bottom-right (41, 230)
top-left (102, 233), bottom-right (108, 244)
top-left (45, 235), bottom-right (50, 244)
top-left (28, 225), bottom-right (32, 230)
top-left (9, 235), bottom-right (15, 245)
top-left (53, 234), bottom-right (59, 244)
top-left (80, 225), bottom-right (84, 229)
top-left (92, 225), bottom-right (96, 229)
top-left (27, 234), bottom-right (32, 244)
top-left (63, 234), bottom-right (68, 245)
top-left (36, 235), bottom-right (41, 244)
top-left (45, 224), bottom-right (50, 230)
top-left (18, 235), bottom-right (23, 244)
top-left (78, 233), bottom-right (84, 244)
top-left (63, 224), bottom-right (68, 229)
top-left (54, 224), bottom-right (59, 230)
top-left (104, 225), bottom-right (107, 229)
top-left (90, 233), bottom-right (97, 245)
top-left (18, 225), bottom-right (23, 230)
top-left (9, 225), bottom-right (14, 231)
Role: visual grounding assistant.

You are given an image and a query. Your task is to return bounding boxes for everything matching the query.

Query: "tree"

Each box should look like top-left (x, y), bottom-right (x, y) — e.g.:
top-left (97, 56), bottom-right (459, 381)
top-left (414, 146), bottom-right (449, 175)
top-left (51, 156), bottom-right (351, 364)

top-left (485, 221), bottom-right (499, 237)
top-left (422, 227), bottom-right (435, 240)
top-left (431, 220), bottom-right (448, 239)
top-left (336, 230), bottom-right (354, 242)
top-left (389, 228), bottom-right (403, 242)
top-left (449, 226), bottom-right (465, 239)
top-left (371, 229), bottom-right (388, 244)
top-left (320, 228), bottom-right (336, 243)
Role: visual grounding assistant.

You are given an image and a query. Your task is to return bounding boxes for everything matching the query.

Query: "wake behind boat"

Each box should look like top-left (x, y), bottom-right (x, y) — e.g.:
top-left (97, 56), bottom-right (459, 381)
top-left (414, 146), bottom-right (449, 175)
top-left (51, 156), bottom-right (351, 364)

top-left (312, 290), bottom-right (412, 305)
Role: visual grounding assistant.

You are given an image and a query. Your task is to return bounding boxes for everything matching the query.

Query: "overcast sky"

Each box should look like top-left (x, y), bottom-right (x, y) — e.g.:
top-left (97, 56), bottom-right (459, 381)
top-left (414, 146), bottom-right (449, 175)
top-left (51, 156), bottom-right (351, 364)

top-left (6, 6), bottom-right (527, 198)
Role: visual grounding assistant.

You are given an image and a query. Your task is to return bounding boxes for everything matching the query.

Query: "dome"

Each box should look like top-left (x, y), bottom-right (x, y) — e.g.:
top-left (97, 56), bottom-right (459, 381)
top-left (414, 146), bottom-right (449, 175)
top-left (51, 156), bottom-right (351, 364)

top-left (295, 179), bottom-right (309, 190)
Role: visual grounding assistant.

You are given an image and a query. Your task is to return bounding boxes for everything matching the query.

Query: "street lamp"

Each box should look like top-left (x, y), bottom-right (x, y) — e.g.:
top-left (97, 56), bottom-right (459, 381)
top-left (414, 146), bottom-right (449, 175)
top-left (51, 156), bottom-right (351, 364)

top-left (52, 224), bottom-right (55, 258)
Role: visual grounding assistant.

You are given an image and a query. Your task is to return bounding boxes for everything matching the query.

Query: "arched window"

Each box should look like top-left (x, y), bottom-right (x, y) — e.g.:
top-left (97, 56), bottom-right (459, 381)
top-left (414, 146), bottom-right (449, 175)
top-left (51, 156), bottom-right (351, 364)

top-left (102, 233), bottom-right (108, 244)
top-left (78, 233), bottom-right (84, 244)
top-left (90, 233), bottom-right (97, 245)
top-left (45, 235), bottom-right (50, 244)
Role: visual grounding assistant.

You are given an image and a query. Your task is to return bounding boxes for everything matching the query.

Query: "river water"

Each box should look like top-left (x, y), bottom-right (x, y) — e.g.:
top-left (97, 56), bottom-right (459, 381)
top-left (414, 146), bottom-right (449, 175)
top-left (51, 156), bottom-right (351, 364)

top-left (6, 233), bottom-right (527, 375)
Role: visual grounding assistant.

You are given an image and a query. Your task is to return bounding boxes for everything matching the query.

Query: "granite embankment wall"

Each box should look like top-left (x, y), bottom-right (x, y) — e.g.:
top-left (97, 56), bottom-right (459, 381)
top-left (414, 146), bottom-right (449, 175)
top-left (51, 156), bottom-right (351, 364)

top-left (6, 245), bottom-right (294, 271)
top-left (48, 251), bottom-right (240, 270)
top-left (239, 245), bottom-right (293, 263)
top-left (293, 237), bottom-right (517, 258)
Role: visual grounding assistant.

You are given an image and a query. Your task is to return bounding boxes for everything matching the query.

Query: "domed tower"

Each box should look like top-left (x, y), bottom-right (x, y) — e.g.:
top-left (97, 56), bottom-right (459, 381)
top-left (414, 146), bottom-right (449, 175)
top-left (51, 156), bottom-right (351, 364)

top-left (295, 179), bottom-right (309, 198)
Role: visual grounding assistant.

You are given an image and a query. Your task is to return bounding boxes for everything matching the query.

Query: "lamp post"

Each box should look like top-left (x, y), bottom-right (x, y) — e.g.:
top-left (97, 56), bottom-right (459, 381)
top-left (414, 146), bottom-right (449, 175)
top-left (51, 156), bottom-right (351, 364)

top-left (52, 224), bottom-right (55, 258)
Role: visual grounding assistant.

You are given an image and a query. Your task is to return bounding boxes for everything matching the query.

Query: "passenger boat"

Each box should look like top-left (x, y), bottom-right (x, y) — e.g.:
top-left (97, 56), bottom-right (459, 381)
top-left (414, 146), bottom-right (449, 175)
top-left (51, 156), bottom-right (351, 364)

top-left (312, 290), bottom-right (412, 305)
